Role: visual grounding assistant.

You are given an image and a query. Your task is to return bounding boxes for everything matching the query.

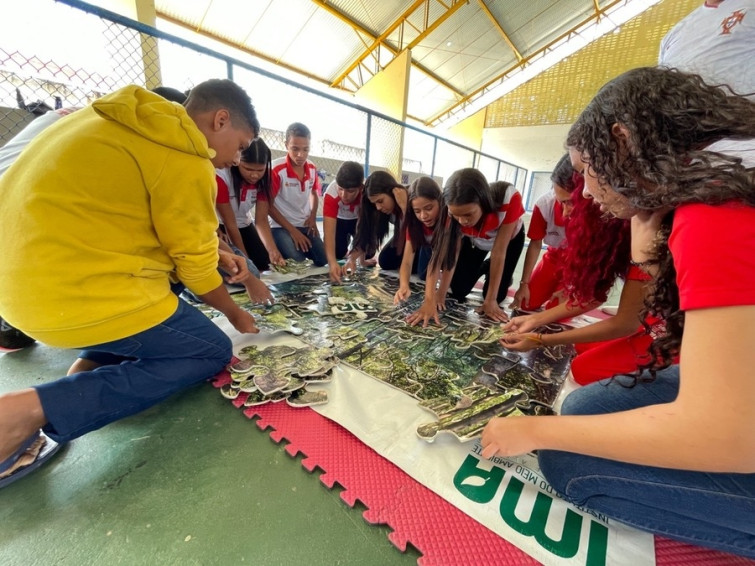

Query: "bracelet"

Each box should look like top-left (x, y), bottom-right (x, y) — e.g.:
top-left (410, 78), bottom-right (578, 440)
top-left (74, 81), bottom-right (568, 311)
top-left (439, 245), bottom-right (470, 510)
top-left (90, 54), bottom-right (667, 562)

top-left (519, 281), bottom-right (529, 286)
top-left (527, 333), bottom-right (544, 345)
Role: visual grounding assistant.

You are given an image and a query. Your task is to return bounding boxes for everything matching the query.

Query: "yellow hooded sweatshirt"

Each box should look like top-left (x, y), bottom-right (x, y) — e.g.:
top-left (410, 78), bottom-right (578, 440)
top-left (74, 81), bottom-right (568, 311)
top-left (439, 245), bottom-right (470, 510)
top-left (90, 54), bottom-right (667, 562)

top-left (0, 86), bottom-right (223, 348)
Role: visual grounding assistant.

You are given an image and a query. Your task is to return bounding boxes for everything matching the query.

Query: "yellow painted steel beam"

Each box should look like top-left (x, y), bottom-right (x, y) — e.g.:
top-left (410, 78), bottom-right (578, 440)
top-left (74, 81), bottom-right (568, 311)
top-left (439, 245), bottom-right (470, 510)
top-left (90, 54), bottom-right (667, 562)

top-left (426, 0), bottom-right (625, 125)
top-left (477, 0), bottom-right (523, 61)
top-left (310, 0), bottom-right (465, 96)
top-left (329, 0), bottom-right (427, 87)
top-left (329, 0), bottom-right (465, 90)
top-left (405, 0), bottom-right (467, 51)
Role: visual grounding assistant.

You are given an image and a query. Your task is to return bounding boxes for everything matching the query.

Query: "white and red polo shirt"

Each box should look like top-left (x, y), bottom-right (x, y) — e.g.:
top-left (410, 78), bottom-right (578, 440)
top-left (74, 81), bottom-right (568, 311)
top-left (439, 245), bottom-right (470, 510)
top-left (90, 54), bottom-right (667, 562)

top-left (215, 167), bottom-right (258, 228)
top-left (527, 191), bottom-right (567, 249)
top-left (322, 180), bottom-right (360, 221)
top-left (404, 223), bottom-right (435, 247)
top-left (460, 187), bottom-right (524, 251)
top-left (260, 155), bottom-right (321, 228)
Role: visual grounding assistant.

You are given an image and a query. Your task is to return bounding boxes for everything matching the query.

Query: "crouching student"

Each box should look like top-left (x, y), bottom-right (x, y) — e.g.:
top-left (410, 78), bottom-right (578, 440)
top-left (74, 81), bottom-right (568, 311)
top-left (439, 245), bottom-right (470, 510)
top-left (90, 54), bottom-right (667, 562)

top-left (0, 80), bottom-right (260, 487)
top-left (501, 187), bottom-right (661, 385)
top-left (393, 177), bottom-right (444, 304)
top-left (346, 170), bottom-right (408, 272)
top-left (408, 169), bottom-right (525, 326)
top-left (215, 137), bottom-right (278, 271)
top-left (323, 161), bottom-right (364, 283)
top-left (511, 154), bottom-right (579, 310)
top-left (257, 122), bottom-right (326, 266)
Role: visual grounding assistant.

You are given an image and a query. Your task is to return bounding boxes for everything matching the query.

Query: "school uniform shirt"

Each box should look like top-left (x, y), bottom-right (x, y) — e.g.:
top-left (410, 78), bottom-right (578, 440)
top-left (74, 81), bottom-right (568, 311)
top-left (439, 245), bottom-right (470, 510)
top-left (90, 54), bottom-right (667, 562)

top-left (460, 187), bottom-right (525, 251)
top-left (404, 223), bottom-right (435, 248)
top-left (659, 0), bottom-right (754, 100)
top-left (670, 201), bottom-right (755, 311)
top-left (0, 86), bottom-right (221, 348)
top-left (215, 168), bottom-right (258, 228)
top-left (261, 155), bottom-right (320, 228)
top-left (322, 180), bottom-right (360, 220)
top-left (527, 192), bottom-right (567, 249)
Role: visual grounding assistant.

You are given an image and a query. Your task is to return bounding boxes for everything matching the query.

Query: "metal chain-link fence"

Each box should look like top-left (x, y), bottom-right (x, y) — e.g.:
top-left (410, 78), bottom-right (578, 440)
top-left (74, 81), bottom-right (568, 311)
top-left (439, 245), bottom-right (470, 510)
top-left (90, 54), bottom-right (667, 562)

top-left (1, 0), bottom-right (527, 197)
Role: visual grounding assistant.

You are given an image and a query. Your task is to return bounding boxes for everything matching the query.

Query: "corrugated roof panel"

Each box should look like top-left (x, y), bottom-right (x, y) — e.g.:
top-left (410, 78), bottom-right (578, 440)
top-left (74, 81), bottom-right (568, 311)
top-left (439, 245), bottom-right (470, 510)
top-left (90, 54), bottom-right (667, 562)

top-left (493, 0), bottom-right (595, 54)
top-left (444, 48), bottom-right (516, 93)
top-left (411, 1), bottom-right (481, 51)
top-left (407, 69), bottom-right (460, 121)
top-left (414, 6), bottom-right (518, 92)
top-left (189, 0), bottom-right (275, 45)
top-left (403, 0), bottom-right (451, 42)
top-left (327, 0), bottom-right (407, 33)
top-left (151, 0), bottom-right (693, 128)
top-left (155, 0), bottom-right (210, 27)
top-left (234, 0), bottom-right (320, 61)
top-left (283, 8), bottom-right (371, 79)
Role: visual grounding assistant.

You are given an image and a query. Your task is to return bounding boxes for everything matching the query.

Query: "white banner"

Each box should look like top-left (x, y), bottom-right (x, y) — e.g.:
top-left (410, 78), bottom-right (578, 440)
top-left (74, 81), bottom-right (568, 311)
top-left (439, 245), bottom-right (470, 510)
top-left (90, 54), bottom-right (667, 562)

top-left (217, 319), bottom-right (656, 566)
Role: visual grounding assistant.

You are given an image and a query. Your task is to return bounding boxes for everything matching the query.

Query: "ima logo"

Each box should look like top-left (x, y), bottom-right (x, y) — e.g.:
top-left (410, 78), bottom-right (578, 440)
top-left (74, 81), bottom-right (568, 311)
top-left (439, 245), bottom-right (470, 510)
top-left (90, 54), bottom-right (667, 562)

top-left (720, 9), bottom-right (746, 34)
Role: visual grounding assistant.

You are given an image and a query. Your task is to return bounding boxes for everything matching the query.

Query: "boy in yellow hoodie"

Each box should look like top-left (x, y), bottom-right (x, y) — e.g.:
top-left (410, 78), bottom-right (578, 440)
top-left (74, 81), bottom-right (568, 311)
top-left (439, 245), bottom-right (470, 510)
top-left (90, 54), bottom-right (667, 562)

top-left (0, 79), bottom-right (259, 487)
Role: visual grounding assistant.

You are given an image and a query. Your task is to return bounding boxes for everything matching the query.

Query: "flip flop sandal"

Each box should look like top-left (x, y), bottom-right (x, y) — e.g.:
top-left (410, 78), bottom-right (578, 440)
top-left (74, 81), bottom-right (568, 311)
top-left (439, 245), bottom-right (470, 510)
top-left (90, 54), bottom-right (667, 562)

top-left (0, 431), bottom-right (63, 489)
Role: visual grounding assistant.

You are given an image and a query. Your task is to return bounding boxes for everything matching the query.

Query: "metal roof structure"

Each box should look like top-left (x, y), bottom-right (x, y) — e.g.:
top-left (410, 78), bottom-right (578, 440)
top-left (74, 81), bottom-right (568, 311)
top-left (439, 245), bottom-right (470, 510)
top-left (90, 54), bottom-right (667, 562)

top-left (154, 0), bottom-right (697, 127)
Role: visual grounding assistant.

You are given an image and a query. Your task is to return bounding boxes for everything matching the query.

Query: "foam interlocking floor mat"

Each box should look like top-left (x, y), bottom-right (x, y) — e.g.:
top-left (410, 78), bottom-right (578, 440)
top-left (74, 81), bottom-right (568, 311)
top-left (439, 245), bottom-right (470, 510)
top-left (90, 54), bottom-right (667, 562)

top-left (213, 371), bottom-right (754, 566)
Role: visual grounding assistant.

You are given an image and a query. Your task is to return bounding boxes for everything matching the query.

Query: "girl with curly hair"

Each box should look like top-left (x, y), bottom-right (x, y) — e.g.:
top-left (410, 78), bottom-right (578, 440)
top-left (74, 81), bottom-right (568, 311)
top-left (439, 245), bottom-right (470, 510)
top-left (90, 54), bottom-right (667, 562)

top-left (345, 170), bottom-right (408, 272)
top-left (482, 67), bottom-right (755, 557)
top-left (393, 177), bottom-right (444, 304)
top-left (407, 169), bottom-right (525, 326)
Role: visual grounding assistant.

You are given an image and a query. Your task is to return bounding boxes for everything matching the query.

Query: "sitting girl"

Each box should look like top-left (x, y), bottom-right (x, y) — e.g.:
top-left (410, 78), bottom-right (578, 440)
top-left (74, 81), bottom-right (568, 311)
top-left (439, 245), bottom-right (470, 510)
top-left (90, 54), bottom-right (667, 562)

top-left (482, 67), bottom-right (755, 558)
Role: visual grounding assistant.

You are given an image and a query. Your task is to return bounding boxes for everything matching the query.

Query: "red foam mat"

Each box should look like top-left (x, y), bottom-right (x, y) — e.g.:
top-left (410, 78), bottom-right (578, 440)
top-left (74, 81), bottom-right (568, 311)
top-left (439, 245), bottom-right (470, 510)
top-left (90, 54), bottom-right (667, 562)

top-left (213, 372), bottom-right (754, 565)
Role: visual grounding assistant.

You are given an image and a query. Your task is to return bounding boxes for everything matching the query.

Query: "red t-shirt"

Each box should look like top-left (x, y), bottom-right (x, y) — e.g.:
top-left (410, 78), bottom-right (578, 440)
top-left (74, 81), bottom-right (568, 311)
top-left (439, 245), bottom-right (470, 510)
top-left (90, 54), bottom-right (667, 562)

top-left (670, 202), bottom-right (755, 310)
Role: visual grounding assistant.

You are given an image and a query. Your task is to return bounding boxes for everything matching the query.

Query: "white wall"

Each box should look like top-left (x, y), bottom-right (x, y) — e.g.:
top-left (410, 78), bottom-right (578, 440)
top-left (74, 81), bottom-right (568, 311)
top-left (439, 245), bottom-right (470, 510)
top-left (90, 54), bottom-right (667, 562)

top-left (482, 124), bottom-right (571, 201)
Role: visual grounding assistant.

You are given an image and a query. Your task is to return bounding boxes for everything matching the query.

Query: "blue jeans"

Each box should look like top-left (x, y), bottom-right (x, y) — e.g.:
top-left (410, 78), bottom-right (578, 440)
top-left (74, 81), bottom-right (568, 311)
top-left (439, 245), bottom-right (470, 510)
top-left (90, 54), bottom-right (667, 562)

top-left (272, 226), bottom-right (327, 266)
top-left (417, 244), bottom-right (432, 281)
top-left (36, 299), bottom-right (231, 443)
top-left (538, 367), bottom-right (755, 558)
top-left (229, 243), bottom-right (260, 278)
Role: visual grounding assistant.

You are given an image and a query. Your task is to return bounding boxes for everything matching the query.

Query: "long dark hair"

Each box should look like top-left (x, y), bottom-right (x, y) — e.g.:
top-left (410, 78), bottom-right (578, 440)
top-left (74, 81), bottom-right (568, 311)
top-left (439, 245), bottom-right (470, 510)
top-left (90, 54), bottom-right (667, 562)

top-left (551, 153), bottom-right (582, 192)
top-left (430, 168), bottom-right (497, 273)
top-left (404, 176), bottom-right (443, 251)
top-left (567, 67), bottom-right (755, 369)
top-left (230, 138), bottom-right (272, 204)
top-left (352, 170), bottom-right (406, 256)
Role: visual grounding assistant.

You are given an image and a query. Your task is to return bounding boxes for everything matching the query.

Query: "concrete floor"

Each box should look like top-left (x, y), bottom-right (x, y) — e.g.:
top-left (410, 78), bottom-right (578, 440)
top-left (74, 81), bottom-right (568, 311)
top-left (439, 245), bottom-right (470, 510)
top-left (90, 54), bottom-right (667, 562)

top-left (0, 345), bottom-right (421, 566)
top-left (0, 242), bottom-right (622, 566)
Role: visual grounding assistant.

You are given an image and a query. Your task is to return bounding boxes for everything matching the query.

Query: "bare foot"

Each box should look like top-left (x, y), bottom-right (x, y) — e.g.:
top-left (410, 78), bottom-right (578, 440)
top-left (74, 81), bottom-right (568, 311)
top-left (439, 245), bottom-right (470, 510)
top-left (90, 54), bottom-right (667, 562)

top-left (0, 389), bottom-right (47, 464)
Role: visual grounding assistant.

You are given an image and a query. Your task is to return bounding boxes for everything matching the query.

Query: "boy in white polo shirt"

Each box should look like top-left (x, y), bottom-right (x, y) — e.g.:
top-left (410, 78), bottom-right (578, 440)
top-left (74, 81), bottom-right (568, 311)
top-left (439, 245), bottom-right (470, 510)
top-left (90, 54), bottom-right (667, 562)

top-left (257, 122), bottom-right (327, 266)
top-left (323, 161), bottom-right (364, 283)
